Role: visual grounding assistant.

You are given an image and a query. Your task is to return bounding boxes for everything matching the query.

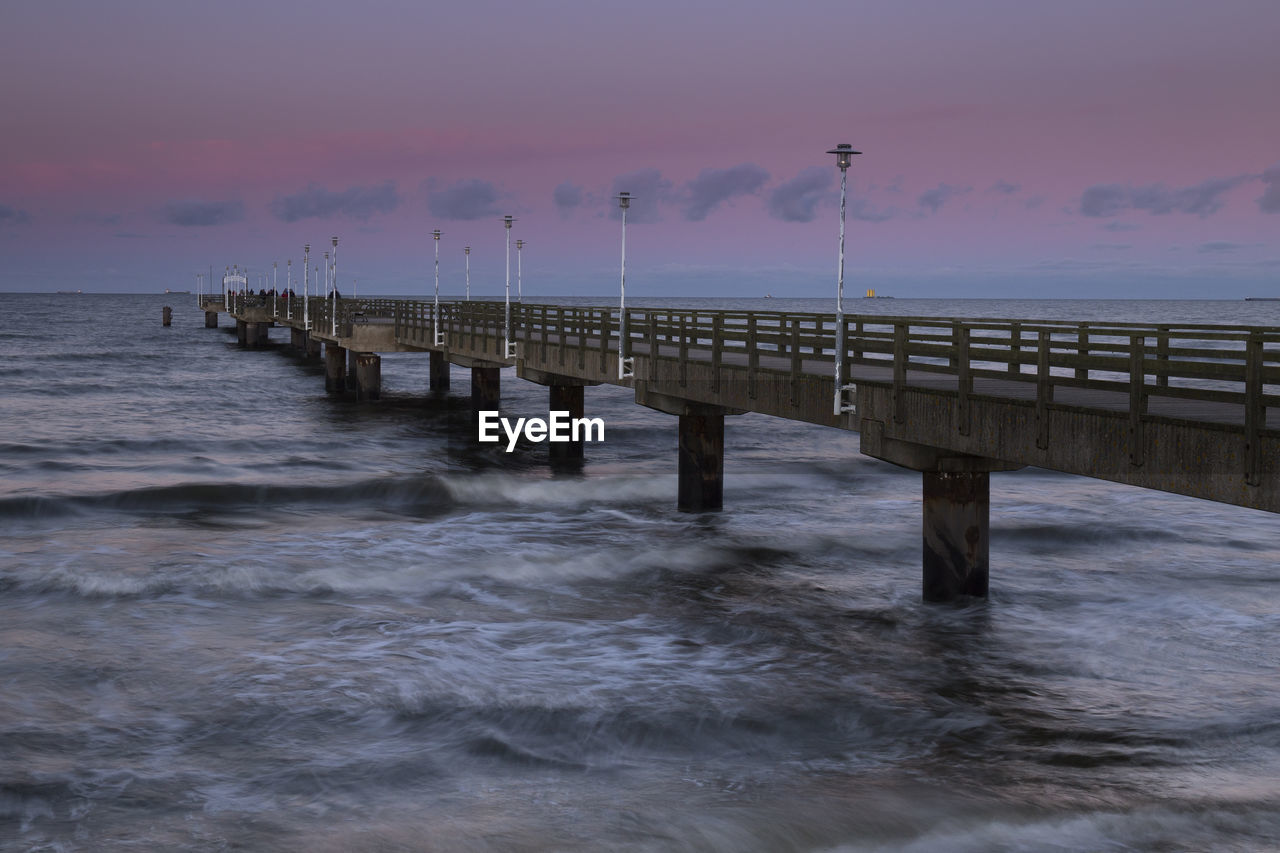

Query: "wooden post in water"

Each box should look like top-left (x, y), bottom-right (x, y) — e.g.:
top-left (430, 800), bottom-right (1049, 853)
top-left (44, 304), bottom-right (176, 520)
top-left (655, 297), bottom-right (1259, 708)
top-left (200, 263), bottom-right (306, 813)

top-left (922, 470), bottom-right (989, 601)
top-left (162, 306), bottom-right (172, 327)
top-left (678, 411), bottom-right (724, 512)
top-left (355, 353), bottom-right (381, 401)
top-left (204, 311), bottom-right (218, 328)
top-left (429, 350), bottom-right (450, 392)
top-left (471, 366), bottom-right (500, 415)
top-left (549, 384), bottom-right (585, 461)
top-left (324, 343), bottom-right (346, 392)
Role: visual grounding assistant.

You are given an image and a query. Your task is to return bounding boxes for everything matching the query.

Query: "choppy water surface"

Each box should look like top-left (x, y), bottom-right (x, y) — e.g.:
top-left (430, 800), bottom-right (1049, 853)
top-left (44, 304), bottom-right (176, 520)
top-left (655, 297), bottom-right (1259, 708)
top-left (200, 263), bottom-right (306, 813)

top-left (1, 294), bottom-right (1278, 851)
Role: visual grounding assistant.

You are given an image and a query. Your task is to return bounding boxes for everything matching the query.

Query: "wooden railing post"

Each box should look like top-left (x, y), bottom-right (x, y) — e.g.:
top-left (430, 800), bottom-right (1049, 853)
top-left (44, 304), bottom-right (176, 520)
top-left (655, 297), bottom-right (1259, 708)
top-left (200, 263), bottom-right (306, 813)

top-left (1129, 334), bottom-right (1147, 467)
top-left (711, 314), bottom-right (723, 395)
top-left (1075, 323), bottom-right (1089, 382)
top-left (1008, 322), bottom-right (1022, 375)
top-left (893, 322), bottom-right (907, 424)
top-left (957, 325), bottom-right (971, 436)
top-left (1036, 330), bottom-right (1053, 450)
top-left (1156, 325), bottom-right (1170, 388)
top-left (747, 313), bottom-right (759, 400)
top-left (1245, 332), bottom-right (1263, 486)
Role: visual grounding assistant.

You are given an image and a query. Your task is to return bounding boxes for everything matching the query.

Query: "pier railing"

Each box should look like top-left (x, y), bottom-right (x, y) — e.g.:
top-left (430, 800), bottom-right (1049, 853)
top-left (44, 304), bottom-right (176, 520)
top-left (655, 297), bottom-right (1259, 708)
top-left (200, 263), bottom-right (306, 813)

top-left (235, 296), bottom-right (1280, 434)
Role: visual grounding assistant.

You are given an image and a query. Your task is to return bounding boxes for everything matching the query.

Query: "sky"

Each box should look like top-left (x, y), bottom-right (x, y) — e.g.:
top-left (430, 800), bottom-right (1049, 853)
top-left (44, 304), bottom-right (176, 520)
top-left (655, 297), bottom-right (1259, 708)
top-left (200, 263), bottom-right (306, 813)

top-left (1, 0), bottom-right (1277, 298)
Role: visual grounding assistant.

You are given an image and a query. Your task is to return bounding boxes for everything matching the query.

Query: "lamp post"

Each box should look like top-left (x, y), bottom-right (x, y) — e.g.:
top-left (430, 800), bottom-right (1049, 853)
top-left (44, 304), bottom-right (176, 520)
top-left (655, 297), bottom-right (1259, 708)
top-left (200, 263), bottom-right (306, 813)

top-left (323, 250), bottom-right (331, 335)
top-left (515, 239), bottom-right (525, 303)
top-left (826, 143), bottom-right (862, 415)
top-left (272, 262), bottom-right (278, 316)
top-left (303, 244), bottom-right (310, 331)
top-left (330, 236), bottom-right (338, 336)
top-left (503, 215), bottom-right (516, 358)
top-left (286, 259), bottom-right (292, 320)
top-left (432, 229), bottom-right (444, 346)
top-left (464, 246), bottom-right (471, 301)
top-left (616, 191), bottom-right (633, 379)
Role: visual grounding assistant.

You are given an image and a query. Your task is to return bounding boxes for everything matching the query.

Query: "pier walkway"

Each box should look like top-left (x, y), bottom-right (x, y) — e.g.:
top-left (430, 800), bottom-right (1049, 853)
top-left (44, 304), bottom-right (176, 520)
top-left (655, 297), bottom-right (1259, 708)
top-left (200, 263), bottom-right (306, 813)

top-left (202, 293), bottom-right (1280, 601)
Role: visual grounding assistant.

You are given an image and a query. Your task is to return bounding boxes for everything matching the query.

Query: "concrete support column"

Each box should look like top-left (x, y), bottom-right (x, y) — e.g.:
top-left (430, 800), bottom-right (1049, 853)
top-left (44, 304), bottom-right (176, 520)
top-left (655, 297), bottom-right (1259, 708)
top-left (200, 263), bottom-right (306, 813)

top-left (922, 470), bottom-right (989, 601)
top-left (236, 320), bottom-right (247, 346)
top-left (290, 327), bottom-right (306, 351)
top-left (471, 366), bottom-right (500, 413)
top-left (549, 384), bottom-right (585, 461)
top-left (678, 412), bottom-right (724, 512)
top-left (355, 353), bottom-right (382, 401)
top-left (325, 343), bottom-right (347, 392)
top-left (430, 350), bottom-right (450, 393)
top-left (304, 334), bottom-right (321, 359)
top-left (346, 348), bottom-right (358, 390)
top-left (205, 311), bottom-right (219, 328)
top-left (244, 323), bottom-right (262, 349)
top-left (255, 323), bottom-right (270, 346)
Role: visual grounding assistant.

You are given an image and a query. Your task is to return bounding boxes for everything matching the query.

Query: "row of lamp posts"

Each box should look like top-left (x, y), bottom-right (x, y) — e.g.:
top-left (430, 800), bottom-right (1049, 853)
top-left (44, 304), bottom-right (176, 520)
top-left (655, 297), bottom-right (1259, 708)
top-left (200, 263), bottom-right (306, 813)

top-left (215, 143), bottom-right (858, 410)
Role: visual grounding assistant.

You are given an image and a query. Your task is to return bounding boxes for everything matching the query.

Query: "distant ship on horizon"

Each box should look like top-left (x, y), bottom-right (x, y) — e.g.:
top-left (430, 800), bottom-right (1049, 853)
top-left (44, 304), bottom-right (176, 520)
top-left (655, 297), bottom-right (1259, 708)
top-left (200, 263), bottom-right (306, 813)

top-left (165, 289), bottom-right (191, 294)
top-left (864, 288), bottom-right (893, 298)
top-left (56, 289), bottom-right (83, 294)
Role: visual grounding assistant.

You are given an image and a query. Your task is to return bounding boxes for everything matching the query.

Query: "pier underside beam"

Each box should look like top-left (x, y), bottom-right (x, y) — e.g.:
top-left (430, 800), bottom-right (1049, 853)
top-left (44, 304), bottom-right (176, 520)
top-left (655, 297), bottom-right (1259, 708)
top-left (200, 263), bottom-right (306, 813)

top-left (430, 350), bottom-right (450, 392)
top-left (355, 353), bottom-right (381, 401)
top-left (325, 343), bottom-right (346, 392)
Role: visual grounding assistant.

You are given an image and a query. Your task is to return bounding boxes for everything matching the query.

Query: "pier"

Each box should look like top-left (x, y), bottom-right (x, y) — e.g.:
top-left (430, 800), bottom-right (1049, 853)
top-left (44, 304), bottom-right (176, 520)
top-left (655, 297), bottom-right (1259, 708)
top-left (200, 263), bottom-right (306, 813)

top-left (201, 292), bottom-right (1280, 602)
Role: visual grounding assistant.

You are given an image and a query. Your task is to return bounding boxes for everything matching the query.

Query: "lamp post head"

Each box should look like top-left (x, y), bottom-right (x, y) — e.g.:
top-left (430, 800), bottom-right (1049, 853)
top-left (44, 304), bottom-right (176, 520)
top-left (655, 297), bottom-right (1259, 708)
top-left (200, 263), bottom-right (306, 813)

top-left (516, 239), bottom-right (524, 249)
top-left (826, 143), bottom-right (862, 171)
top-left (503, 215), bottom-right (515, 230)
top-left (432, 229), bottom-right (442, 240)
top-left (464, 246), bottom-right (471, 255)
top-left (616, 191), bottom-right (631, 210)
top-left (331, 236), bottom-right (338, 248)
top-left (304, 243), bottom-right (310, 254)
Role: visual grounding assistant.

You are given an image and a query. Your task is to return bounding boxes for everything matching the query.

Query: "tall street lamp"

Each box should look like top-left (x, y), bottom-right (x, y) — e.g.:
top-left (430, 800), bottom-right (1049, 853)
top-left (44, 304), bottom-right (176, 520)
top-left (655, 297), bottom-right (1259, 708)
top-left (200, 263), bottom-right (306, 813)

top-left (503, 215), bottom-right (516, 358)
top-left (303, 244), bottom-right (310, 330)
top-left (616, 191), bottom-right (633, 379)
top-left (827, 143), bottom-right (861, 415)
top-left (330, 236), bottom-right (339, 336)
top-left (464, 246), bottom-right (471, 301)
top-left (432, 229), bottom-right (444, 346)
top-left (515, 239), bottom-right (525, 303)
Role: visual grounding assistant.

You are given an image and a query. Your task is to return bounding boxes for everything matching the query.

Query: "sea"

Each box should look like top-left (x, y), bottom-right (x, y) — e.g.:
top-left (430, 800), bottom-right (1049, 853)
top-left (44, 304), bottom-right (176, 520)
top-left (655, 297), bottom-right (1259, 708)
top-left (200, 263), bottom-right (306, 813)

top-left (1, 293), bottom-right (1278, 852)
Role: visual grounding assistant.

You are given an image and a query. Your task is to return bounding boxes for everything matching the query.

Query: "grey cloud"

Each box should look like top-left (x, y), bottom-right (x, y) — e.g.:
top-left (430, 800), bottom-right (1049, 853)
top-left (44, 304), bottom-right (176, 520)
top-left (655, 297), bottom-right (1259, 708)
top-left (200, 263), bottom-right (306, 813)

top-left (1092, 243), bottom-right (1132, 250)
top-left (988, 179), bottom-right (1021, 194)
top-left (917, 183), bottom-right (971, 214)
top-left (682, 163), bottom-right (769, 221)
top-left (73, 211), bottom-right (121, 226)
top-left (610, 169), bottom-right (673, 224)
top-left (766, 167), bottom-right (832, 223)
top-left (1198, 241), bottom-right (1252, 253)
top-left (164, 199), bottom-right (244, 227)
top-left (1102, 221), bottom-right (1140, 232)
top-left (850, 197), bottom-right (894, 223)
top-left (271, 182), bottom-right (400, 223)
top-left (425, 179), bottom-right (502, 221)
top-left (1259, 165), bottom-right (1280, 213)
top-left (1079, 175), bottom-right (1250, 218)
top-left (0, 204), bottom-right (32, 225)
top-left (553, 182), bottom-right (584, 218)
